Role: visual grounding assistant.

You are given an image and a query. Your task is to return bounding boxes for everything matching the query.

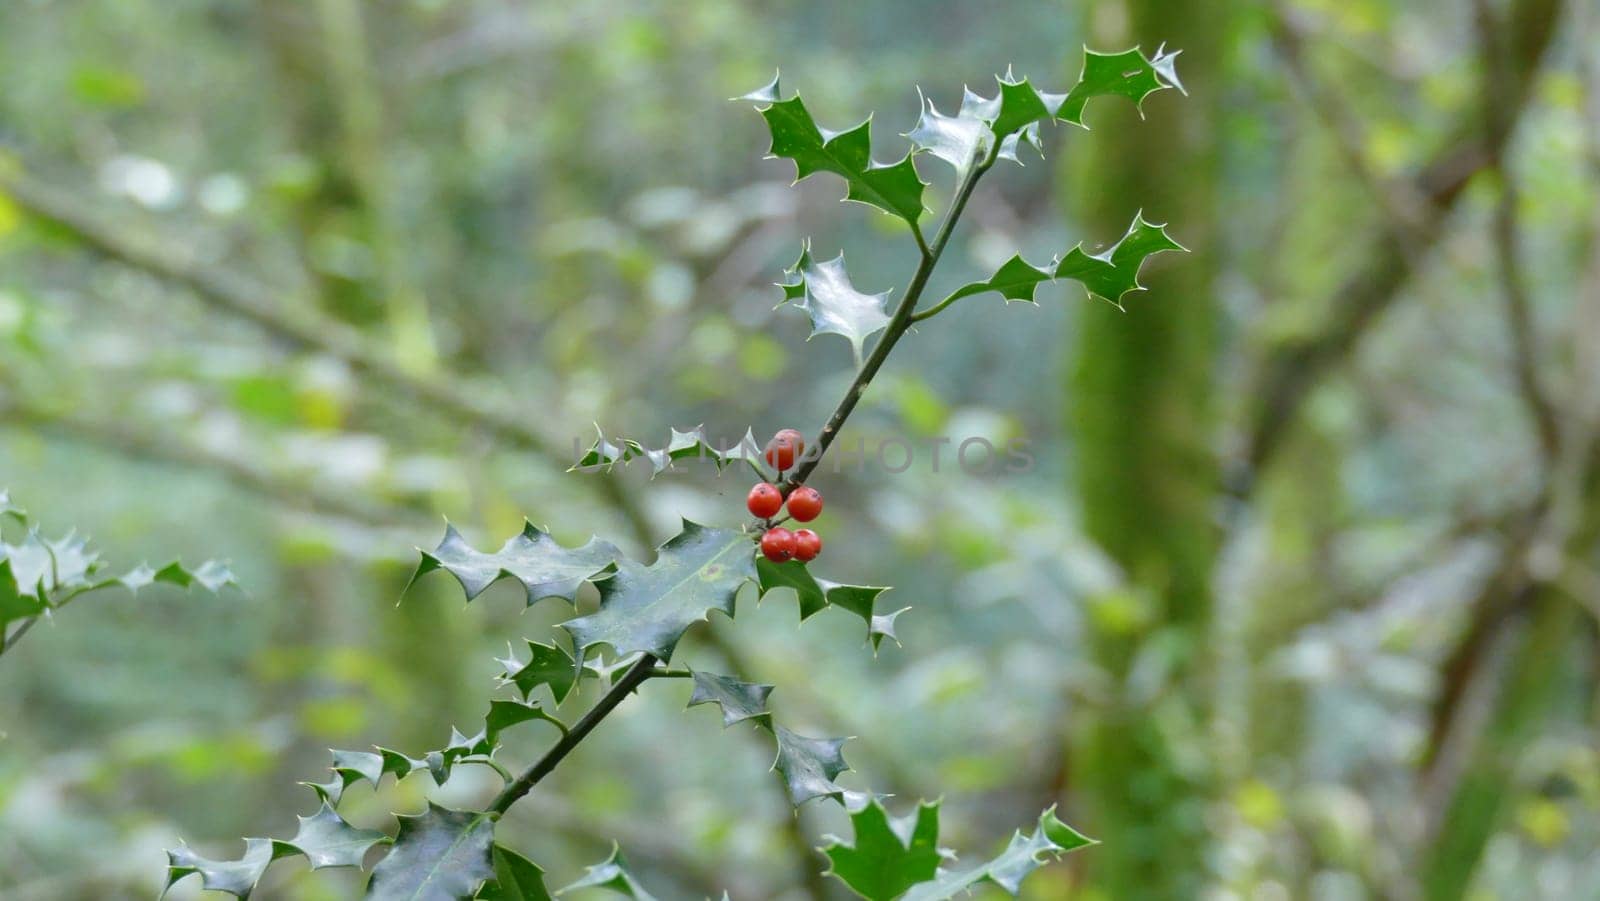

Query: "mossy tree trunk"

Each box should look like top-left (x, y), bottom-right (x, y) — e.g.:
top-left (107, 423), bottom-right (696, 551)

top-left (1063, 2), bottom-right (1235, 896)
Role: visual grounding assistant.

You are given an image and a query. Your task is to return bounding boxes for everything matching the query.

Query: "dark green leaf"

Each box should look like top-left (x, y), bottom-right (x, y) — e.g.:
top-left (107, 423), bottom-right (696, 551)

top-left (409, 522), bottom-right (618, 607)
top-left (1055, 212), bottom-right (1186, 306)
top-left (474, 845), bottom-right (552, 901)
top-left (772, 726), bottom-right (852, 806)
top-left (943, 255), bottom-right (1055, 305)
top-left (687, 669), bottom-right (773, 727)
top-left (367, 804), bottom-right (497, 901)
top-left (755, 558), bottom-right (892, 637)
top-left (558, 845), bottom-right (659, 901)
top-left (940, 212), bottom-right (1184, 312)
top-left (497, 640), bottom-right (591, 706)
top-left (741, 75), bottom-right (926, 226)
top-left (822, 799), bottom-right (947, 901)
top-left (561, 521), bottom-right (756, 663)
top-left (1057, 45), bottom-right (1184, 127)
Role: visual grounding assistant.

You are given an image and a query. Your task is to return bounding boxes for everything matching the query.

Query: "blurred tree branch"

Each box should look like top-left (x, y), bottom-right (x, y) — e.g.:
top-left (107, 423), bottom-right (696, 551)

top-left (1415, 3), bottom-right (1593, 894)
top-left (0, 390), bottom-right (408, 528)
top-left (1242, 0), bottom-right (1564, 484)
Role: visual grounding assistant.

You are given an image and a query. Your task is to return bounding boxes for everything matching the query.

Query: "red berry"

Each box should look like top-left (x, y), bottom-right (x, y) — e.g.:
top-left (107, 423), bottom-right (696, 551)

top-left (786, 485), bottom-right (823, 522)
top-left (764, 428), bottom-right (805, 473)
top-left (793, 529), bottom-right (821, 562)
top-left (746, 482), bottom-right (783, 518)
top-left (760, 527), bottom-right (797, 562)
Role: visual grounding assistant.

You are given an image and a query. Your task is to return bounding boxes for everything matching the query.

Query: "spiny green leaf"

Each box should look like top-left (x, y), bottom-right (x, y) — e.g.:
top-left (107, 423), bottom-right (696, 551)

top-left (905, 90), bottom-right (993, 177)
top-left (687, 669), bottom-right (773, 727)
top-left (409, 522), bottom-right (618, 607)
top-left (475, 845), bottom-right (552, 901)
top-left (134, 558), bottom-right (238, 593)
top-left (558, 845), bottom-right (659, 901)
top-left (941, 212), bottom-right (1184, 310)
top-left (165, 838), bottom-right (275, 899)
top-left (899, 806), bottom-right (1095, 900)
top-left (573, 426), bottom-right (766, 478)
top-left (1058, 44), bottom-right (1184, 127)
top-left (741, 74), bottom-right (926, 226)
top-left (497, 640), bottom-right (594, 706)
top-left (165, 805), bottom-right (387, 898)
top-left (779, 243), bottom-right (893, 366)
top-left (942, 255), bottom-right (1056, 306)
top-left (868, 608), bottom-right (910, 652)
top-left (772, 726), bottom-right (852, 806)
top-left (0, 558), bottom-right (46, 629)
top-left (909, 46), bottom-right (1182, 178)
top-left (3, 528), bottom-right (96, 596)
top-left (561, 521), bottom-right (756, 663)
top-left (822, 799), bottom-right (948, 901)
top-left (367, 804), bottom-right (497, 901)
top-left (312, 700), bottom-right (561, 803)
top-left (1055, 212), bottom-right (1186, 307)
top-left (480, 699), bottom-right (566, 753)
top-left (286, 803), bottom-right (389, 870)
top-left (755, 557), bottom-right (893, 638)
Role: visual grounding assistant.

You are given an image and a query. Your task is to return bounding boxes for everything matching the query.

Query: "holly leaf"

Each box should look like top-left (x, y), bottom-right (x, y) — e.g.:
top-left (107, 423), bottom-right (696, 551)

top-left (909, 46), bottom-right (1182, 178)
top-left (3, 528), bottom-right (97, 596)
top-left (310, 700), bottom-right (561, 803)
top-left (129, 558), bottom-right (238, 593)
top-left (497, 640), bottom-right (593, 706)
top-left (287, 803), bottom-right (389, 869)
top-left (164, 805), bottom-right (387, 898)
top-left (899, 806), bottom-right (1095, 900)
top-left (573, 426), bottom-right (765, 478)
top-left (821, 799), bottom-right (948, 901)
top-left (941, 255), bottom-right (1056, 306)
top-left (164, 839), bottom-right (274, 899)
top-left (561, 521), bottom-right (756, 663)
top-left (868, 608), bottom-right (910, 652)
top-left (773, 726), bottom-right (852, 806)
top-left (779, 244), bottom-right (893, 366)
top-left (940, 212), bottom-right (1184, 311)
top-left (905, 90), bottom-right (993, 178)
top-left (1058, 45), bottom-right (1184, 127)
top-left (687, 669), bottom-right (773, 727)
top-left (475, 845), bottom-right (552, 901)
top-left (367, 804), bottom-right (497, 901)
top-left (0, 558), bottom-right (46, 629)
top-left (409, 522), bottom-right (618, 607)
top-left (1055, 212), bottom-right (1185, 307)
top-left (741, 74), bottom-right (926, 226)
top-left (558, 845), bottom-right (659, 901)
top-left (755, 558), bottom-right (893, 637)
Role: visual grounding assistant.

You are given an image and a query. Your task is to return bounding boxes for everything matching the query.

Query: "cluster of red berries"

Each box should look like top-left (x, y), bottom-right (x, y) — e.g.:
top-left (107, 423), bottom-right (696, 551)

top-left (747, 429), bottom-right (824, 563)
